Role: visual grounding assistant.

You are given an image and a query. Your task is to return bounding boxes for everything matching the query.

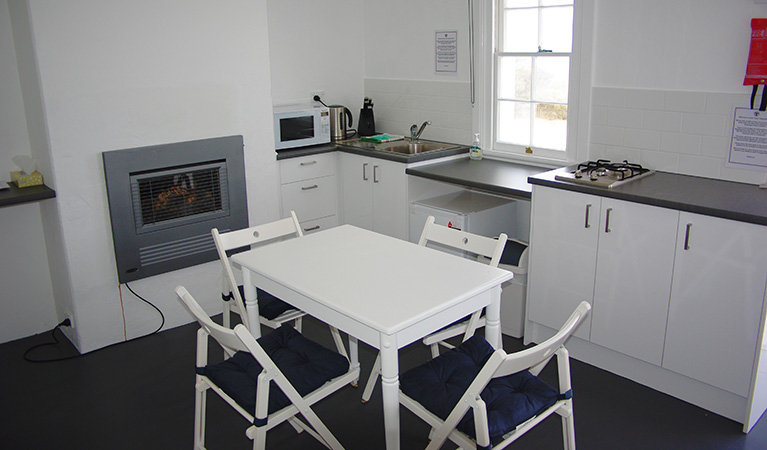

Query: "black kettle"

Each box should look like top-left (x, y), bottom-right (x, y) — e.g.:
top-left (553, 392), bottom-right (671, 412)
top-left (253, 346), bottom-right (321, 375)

top-left (329, 105), bottom-right (353, 141)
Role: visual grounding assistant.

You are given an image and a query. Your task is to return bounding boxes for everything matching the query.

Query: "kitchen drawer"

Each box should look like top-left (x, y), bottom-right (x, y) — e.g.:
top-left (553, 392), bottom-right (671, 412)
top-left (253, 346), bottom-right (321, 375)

top-left (298, 215), bottom-right (337, 235)
top-left (280, 175), bottom-right (337, 222)
top-left (280, 153), bottom-right (336, 184)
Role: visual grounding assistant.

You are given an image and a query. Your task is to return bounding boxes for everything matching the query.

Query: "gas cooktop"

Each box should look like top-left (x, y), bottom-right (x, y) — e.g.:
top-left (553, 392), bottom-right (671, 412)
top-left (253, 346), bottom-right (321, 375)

top-left (554, 159), bottom-right (655, 189)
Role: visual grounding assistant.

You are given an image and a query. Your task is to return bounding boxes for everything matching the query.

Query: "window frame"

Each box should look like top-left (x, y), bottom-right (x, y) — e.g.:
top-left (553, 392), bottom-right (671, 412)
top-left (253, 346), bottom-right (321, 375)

top-left (474, 0), bottom-right (594, 166)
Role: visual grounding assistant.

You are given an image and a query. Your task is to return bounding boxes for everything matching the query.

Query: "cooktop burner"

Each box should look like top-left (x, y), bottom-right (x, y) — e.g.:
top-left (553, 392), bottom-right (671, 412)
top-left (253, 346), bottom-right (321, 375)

top-left (554, 159), bottom-right (655, 188)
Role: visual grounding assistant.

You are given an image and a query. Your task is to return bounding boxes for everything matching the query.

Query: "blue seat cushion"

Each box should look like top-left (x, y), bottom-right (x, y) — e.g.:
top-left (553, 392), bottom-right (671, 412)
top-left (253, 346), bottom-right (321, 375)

top-left (234, 285), bottom-right (294, 320)
top-left (197, 324), bottom-right (349, 415)
top-left (400, 334), bottom-right (560, 441)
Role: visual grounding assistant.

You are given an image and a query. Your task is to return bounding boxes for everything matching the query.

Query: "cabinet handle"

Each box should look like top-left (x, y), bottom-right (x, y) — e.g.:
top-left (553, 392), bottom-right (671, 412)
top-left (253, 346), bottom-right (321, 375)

top-left (604, 207), bottom-right (613, 233)
top-left (584, 204), bottom-right (592, 229)
top-left (684, 223), bottom-right (692, 250)
top-left (303, 225), bottom-right (320, 232)
top-left (301, 184), bottom-right (318, 191)
top-left (300, 160), bottom-right (317, 166)
top-left (363, 163), bottom-right (368, 181)
top-left (373, 165), bottom-right (379, 183)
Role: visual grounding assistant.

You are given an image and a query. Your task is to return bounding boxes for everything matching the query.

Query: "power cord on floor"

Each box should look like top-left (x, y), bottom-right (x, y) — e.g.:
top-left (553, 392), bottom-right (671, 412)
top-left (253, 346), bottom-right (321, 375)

top-left (22, 282), bottom-right (166, 363)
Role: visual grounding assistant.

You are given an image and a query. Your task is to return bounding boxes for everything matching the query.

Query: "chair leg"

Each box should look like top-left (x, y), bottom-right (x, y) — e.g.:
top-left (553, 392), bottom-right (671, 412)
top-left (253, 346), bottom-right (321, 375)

top-left (361, 352), bottom-right (381, 403)
top-left (251, 425), bottom-right (268, 450)
top-left (430, 343), bottom-right (440, 359)
top-left (562, 405), bottom-right (576, 450)
top-left (194, 380), bottom-right (207, 450)
top-left (222, 299), bottom-right (231, 329)
top-left (294, 316), bottom-right (303, 333)
top-left (329, 326), bottom-right (349, 359)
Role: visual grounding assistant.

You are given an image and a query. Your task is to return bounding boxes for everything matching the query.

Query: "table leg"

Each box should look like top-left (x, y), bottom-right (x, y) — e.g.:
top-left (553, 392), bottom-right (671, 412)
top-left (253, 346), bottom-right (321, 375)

top-left (379, 333), bottom-right (400, 450)
top-left (241, 269), bottom-right (261, 338)
top-left (484, 284), bottom-right (502, 349)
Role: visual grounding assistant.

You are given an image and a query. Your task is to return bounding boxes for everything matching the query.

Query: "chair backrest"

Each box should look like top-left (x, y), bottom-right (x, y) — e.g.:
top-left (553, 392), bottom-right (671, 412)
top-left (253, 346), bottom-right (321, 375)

top-left (175, 285), bottom-right (248, 355)
top-left (211, 211), bottom-right (303, 332)
top-left (497, 300), bottom-right (591, 378)
top-left (417, 215), bottom-right (507, 268)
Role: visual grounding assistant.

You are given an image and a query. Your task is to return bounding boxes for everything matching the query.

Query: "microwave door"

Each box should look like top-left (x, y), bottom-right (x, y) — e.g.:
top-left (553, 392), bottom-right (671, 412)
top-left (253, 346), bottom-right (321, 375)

top-left (280, 116), bottom-right (315, 142)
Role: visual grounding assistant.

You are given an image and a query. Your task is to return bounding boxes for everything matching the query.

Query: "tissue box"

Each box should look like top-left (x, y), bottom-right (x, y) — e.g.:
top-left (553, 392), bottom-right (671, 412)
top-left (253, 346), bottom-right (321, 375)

top-left (10, 170), bottom-right (43, 188)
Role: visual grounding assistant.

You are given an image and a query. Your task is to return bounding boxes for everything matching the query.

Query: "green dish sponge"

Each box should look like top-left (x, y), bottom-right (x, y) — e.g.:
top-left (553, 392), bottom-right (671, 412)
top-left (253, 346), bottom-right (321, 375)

top-left (360, 134), bottom-right (404, 143)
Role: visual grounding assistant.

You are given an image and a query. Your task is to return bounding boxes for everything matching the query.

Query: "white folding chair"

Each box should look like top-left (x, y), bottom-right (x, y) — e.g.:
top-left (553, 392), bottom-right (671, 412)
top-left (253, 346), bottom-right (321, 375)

top-left (212, 211), bottom-right (305, 334)
top-left (175, 285), bottom-right (360, 450)
top-left (399, 301), bottom-right (591, 450)
top-left (212, 212), bottom-right (349, 359)
top-left (361, 215), bottom-right (508, 402)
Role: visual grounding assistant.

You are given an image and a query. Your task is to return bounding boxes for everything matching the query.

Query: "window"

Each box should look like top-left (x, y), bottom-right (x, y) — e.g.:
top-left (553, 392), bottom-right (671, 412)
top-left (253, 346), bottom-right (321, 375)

top-left (484, 0), bottom-right (590, 162)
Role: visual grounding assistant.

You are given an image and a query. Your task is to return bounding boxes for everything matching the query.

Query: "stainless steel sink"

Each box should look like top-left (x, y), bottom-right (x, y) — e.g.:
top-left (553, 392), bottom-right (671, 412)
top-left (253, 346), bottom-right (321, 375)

top-left (386, 142), bottom-right (452, 154)
top-left (337, 138), bottom-right (462, 155)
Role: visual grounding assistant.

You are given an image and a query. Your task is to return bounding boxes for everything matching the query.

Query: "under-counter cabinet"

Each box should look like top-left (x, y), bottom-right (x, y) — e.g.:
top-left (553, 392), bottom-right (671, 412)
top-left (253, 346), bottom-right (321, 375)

top-left (339, 153), bottom-right (409, 240)
top-left (663, 212), bottom-right (767, 398)
top-left (526, 184), bottom-right (767, 431)
top-left (279, 153), bottom-right (338, 234)
top-left (527, 186), bottom-right (678, 364)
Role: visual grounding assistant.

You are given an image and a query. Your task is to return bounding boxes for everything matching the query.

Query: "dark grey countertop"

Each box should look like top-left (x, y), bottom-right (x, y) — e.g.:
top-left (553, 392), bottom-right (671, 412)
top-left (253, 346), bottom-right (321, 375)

top-left (406, 157), bottom-right (548, 200)
top-left (529, 165), bottom-right (767, 226)
top-left (276, 139), bottom-right (468, 163)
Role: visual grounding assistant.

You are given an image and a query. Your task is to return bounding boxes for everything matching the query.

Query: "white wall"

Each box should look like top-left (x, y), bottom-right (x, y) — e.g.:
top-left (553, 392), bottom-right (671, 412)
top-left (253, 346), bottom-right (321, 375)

top-left (593, 0), bottom-right (757, 92)
top-left (0, 0), bottom-right (29, 174)
top-left (590, 0), bottom-right (767, 184)
top-left (267, 0), bottom-right (364, 112)
top-left (5, 0), bottom-right (279, 352)
top-left (362, 0), bottom-right (474, 143)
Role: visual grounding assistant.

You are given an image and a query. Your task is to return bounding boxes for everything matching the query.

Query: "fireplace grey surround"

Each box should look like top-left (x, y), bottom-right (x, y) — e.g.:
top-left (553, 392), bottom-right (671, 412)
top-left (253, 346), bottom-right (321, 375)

top-left (102, 135), bottom-right (248, 283)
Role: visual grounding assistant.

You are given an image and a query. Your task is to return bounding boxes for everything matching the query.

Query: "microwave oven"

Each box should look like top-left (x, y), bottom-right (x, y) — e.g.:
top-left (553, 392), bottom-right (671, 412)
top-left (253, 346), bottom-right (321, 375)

top-left (273, 106), bottom-right (331, 150)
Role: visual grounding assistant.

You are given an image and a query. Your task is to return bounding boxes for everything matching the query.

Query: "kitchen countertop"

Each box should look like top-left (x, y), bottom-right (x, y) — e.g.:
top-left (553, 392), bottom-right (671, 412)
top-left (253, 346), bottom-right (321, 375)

top-left (529, 165), bottom-right (767, 226)
top-left (405, 157), bottom-right (548, 200)
top-left (275, 138), bottom-right (468, 163)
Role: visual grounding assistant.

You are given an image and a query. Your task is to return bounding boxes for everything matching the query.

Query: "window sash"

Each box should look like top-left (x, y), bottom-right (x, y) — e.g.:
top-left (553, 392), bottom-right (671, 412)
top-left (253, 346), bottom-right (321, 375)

top-left (491, 0), bottom-right (577, 161)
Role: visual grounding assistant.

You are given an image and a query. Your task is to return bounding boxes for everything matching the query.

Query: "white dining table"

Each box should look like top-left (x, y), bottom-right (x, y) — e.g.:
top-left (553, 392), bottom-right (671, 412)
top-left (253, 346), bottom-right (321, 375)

top-left (231, 224), bottom-right (513, 450)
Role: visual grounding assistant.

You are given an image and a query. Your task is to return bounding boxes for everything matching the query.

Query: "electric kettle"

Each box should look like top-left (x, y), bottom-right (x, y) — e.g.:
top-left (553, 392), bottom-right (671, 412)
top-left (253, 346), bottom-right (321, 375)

top-left (329, 105), bottom-right (353, 141)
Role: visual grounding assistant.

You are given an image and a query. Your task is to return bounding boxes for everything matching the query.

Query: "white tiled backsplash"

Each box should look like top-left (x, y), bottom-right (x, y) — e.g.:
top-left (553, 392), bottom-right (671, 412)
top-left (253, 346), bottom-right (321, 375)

top-left (364, 78), bottom-right (473, 145)
top-left (365, 81), bottom-right (766, 185)
top-left (591, 87), bottom-right (767, 185)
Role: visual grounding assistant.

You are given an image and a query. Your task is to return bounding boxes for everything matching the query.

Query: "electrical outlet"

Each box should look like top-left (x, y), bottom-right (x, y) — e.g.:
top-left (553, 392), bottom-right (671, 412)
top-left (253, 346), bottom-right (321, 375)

top-left (310, 90), bottom-right (325, 102)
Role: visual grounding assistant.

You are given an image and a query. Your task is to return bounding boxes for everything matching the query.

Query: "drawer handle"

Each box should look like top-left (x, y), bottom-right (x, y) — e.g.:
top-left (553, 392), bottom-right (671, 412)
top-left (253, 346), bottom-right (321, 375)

top-left (300, 160), bottom-right (318, 166)
top-left (684, 223), bottom-right (692, 250)
top-left (604, 207), bottom-right (612, 233)
top-left (373, 165), bottom-right (379, 183)
top-left (363, 163), bottom-right (369, 181)
top-left (584, 204), bottom-right (592, 229)
top-left (301, 184), bottom-right (319, 191)
top-left (304, 225), bottom-right (320, 232)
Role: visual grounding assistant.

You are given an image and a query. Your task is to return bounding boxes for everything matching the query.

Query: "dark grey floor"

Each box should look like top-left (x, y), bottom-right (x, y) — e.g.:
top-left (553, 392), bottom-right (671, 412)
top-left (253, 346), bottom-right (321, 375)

top-left (3, 316), bottom-right (767, 450)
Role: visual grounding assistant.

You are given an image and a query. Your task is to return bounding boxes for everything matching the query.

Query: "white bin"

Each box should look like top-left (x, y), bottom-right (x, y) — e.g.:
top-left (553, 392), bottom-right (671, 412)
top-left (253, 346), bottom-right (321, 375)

top-left (482, 237), bottom-right (529, 338)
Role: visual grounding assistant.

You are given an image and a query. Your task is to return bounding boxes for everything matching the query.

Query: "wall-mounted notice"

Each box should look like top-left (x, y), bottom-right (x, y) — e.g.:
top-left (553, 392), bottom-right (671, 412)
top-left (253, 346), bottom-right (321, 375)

top-left (436, 30), bottom-right (457, 73)
top-left (729, 107), bottom-right (767, 171)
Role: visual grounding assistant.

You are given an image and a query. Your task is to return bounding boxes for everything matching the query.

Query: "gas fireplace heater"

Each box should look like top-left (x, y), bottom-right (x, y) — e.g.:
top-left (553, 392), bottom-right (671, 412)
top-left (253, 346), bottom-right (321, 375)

top-left (103, 135), bottom-right (248, 283)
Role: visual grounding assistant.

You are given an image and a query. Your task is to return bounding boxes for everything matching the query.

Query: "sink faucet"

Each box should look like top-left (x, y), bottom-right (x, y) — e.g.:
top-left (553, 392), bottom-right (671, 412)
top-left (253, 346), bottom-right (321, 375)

top-left (410, 121), bottom-right (431, 141)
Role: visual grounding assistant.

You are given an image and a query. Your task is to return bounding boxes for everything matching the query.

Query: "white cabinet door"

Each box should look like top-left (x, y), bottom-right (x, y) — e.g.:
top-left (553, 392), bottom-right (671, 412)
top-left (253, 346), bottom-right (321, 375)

top-left (663, 212), bottom-right (767, 397)
top-left (340, 153), bottom-right (374, 231)
top-left (590, 199), bottom-right (678, 365)
top-left (339, 153), bottom-right (409, 240)
top-left (371, 158), bottom-right (409, 240)
top-left (527, 186), bottom-right (599, 340)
